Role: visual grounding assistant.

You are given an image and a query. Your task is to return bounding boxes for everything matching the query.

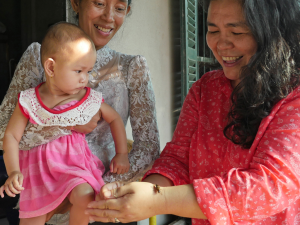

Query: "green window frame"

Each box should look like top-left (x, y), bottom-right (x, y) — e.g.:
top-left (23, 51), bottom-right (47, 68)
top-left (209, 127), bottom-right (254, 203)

top-left (180, 0), bottom-right (213, 103)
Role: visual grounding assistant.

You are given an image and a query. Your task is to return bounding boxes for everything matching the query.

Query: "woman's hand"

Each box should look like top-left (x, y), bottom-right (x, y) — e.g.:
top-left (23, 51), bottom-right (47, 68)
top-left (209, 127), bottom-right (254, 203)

top-left (85, 182), bottom-right (162, 223)
top-left (0, 171), bottom-right (24, 198)
top-left (68, 111), bottom-right (101, 134)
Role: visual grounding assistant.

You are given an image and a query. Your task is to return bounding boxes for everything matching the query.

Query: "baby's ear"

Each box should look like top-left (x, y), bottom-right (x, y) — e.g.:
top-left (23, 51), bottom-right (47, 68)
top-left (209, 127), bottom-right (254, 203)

top-left (44, 58), bottom-right (55, 78)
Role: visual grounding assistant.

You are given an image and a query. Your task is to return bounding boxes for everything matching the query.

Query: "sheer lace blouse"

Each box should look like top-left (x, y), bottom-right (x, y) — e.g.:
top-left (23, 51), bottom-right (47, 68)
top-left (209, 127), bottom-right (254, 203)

top-left (0, 42), bottom-right (160, 184)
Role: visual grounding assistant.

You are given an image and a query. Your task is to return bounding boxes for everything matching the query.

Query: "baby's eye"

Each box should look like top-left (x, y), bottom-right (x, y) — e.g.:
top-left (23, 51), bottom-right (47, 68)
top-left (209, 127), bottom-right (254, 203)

top-left (88, 70), bottom-right (92, 74)
top-left (76, 70), bottom-right (82, 74)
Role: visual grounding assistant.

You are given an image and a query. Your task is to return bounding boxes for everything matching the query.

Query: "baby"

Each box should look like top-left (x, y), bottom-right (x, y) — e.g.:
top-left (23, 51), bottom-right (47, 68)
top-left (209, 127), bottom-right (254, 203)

top-left (0, 22), bottom-right (129, 225)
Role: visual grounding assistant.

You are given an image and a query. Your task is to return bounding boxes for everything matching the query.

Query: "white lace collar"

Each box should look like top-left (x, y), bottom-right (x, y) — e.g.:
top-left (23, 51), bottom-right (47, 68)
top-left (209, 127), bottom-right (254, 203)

top-left (19, 84), bottom-right (103, 127)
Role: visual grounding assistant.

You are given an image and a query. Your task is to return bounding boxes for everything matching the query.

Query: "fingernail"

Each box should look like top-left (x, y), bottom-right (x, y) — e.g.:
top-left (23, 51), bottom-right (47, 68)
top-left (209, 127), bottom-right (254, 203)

top-left (89, 217), bottom-right (95, 223)
top-left (104, 192), bottom-right (112, 197)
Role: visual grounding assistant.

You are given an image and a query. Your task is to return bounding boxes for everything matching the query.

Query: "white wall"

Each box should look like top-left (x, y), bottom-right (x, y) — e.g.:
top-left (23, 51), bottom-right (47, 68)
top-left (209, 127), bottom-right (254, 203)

top-left (108, 0), bottom-right (173, 150)
top-left (66, 0), bottom-right (173, 150)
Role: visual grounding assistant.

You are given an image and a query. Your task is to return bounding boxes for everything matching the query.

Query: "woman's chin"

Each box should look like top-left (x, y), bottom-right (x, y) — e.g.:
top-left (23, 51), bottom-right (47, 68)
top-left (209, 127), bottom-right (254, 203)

top-left (223, 71), bottom-right (241, 88)
top-left (94, 35), bottom-right (114, 49)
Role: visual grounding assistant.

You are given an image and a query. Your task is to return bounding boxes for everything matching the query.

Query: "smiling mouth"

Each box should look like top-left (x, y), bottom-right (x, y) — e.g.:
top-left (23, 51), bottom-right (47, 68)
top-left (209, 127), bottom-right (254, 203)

top-left (222, 56), bottom-right (243, 63)
top-left (94, 25), bottom-right (113, 33)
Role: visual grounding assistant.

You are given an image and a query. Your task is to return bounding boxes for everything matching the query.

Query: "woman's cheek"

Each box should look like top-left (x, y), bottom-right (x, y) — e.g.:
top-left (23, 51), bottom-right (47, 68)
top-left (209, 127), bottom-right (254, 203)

top-left (206, 33), bottom-right (215, 51)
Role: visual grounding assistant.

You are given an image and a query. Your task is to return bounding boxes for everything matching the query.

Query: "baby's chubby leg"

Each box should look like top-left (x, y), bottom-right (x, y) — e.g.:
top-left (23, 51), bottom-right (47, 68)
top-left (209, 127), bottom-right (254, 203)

top-left (68, 183), bottom-right (95, 225)
top-left (19, 214), bottom-right (47, 225)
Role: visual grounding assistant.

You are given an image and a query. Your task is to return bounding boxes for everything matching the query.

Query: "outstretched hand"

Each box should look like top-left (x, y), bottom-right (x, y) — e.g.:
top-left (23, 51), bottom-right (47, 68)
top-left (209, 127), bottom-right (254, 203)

top-left (85, 182), bottom-right (162, 223)
top-left (0, 171), bottom-right (24, 198)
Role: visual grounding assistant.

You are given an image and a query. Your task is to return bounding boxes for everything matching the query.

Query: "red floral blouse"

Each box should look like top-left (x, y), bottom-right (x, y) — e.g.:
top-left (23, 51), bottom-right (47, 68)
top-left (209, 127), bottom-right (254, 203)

top-left (145, 70), bottom-right (300, 225)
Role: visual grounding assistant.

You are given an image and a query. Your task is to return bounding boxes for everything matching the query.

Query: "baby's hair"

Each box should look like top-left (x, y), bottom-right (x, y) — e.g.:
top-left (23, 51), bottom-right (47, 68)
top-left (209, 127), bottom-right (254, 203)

top-left (40, 22), bottom-right (96, 67)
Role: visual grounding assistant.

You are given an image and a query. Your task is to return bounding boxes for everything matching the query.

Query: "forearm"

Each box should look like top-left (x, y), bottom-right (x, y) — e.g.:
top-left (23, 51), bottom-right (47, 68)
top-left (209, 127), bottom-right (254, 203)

top-left (143, 175), bottom-right (205, 218)
top-left (143, 174), bottom-right (174, 187)
top-left (110, 117), bottom-right (127, 154)
top-left (3, 135), bottom-right (20, 174)
top-left (156, 184), bottom-right (207, 219)
top-left (144, 174), bottom-right (206, 218)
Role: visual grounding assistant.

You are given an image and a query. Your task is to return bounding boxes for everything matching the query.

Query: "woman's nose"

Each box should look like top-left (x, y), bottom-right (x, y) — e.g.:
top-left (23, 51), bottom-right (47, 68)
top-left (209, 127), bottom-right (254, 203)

top-left (102, 6), bottom-right (114, 23)
top-left (217, 36), bottom-right (234, 51)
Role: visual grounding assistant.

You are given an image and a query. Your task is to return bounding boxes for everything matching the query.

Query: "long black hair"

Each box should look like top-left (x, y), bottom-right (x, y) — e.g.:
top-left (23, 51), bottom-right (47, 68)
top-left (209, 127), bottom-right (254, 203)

top-left (202, 0), bottom-right (300, 149)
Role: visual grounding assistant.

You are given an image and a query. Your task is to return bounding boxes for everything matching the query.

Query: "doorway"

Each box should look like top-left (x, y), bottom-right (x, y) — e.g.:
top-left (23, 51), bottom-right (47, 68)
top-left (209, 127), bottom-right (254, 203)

top-left (0, 0), bottom-right (66, 103)
top-left (0, 1), bottom-right (66, 223)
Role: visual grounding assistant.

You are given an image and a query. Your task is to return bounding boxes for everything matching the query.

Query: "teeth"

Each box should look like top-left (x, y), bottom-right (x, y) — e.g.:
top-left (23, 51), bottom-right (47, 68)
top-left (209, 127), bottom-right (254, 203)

top-left (222, 56), bottom-right (241, 61)
top-left (95, 25), bottom-right (111, 33)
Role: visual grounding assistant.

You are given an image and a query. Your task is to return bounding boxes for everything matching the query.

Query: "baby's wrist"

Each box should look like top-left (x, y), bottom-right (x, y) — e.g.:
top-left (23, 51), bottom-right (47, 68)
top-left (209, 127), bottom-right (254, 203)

top-left (8, 170), bottom-right (21, 176)
top-left (115, 152), bottom-right (128, 155)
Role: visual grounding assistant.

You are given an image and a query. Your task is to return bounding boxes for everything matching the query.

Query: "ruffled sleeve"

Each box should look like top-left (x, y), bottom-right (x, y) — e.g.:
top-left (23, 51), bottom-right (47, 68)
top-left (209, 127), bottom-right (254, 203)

top-left (18, 93), bottom-right (29, 119)
top-left (0, 42), bottom-right (71, 150)
top-left (103, 55), bottom-right (160, 182)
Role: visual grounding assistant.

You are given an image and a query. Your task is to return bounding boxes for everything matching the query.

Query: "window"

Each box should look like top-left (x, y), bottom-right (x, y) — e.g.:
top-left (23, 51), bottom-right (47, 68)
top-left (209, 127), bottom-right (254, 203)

top-left (172, 0), bottom-right (214, 129)
top-left (181, 0), bottom-right (213, 100)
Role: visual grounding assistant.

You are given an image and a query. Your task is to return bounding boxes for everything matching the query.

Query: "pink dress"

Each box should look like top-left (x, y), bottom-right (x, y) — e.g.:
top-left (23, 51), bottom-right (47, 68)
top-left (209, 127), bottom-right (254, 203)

top-left (17, 84), bottom-right (105, 218)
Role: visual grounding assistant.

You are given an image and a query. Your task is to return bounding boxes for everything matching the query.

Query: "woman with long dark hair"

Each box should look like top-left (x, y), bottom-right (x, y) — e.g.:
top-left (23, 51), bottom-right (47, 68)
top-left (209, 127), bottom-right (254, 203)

top-left (85, 0), bottom-right (300, 224)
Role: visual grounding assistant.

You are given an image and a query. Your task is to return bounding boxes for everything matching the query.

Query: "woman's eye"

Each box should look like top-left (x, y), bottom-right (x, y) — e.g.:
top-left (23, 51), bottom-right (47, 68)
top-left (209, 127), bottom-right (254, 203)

top-left (94, 1), bottom-right (104, 7)
top-left (232, 32), bottom-right (243, 35)
top-left (208, 31), bottom-right (218, 34)
top-left (116, 7), bottom-right (126, 11)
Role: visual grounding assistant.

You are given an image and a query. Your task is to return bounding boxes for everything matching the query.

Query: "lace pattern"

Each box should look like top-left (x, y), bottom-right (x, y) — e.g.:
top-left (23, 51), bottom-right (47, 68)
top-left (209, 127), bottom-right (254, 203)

top-left (19, 87), bottom-right (102, 127)
top-left (0, 43), bottom-right (160, 225)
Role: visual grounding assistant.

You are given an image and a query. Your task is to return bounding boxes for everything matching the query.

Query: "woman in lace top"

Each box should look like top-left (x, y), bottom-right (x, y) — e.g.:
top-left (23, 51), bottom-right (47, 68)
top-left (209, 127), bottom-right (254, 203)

top-left (0, 0), bottom-right (159, 223)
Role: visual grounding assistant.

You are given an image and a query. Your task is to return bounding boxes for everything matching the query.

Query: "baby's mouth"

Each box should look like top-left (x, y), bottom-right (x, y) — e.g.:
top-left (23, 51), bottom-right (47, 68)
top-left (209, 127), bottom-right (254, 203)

top-left (94, 25), bottom-right (113, 33)
top-left (222, 56), bottom-right (243, 63)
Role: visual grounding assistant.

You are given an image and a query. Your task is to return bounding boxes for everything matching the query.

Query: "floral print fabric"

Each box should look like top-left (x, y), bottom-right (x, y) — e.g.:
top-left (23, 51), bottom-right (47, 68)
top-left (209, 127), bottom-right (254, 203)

top-left (145, 70), bottom-right (300, 225)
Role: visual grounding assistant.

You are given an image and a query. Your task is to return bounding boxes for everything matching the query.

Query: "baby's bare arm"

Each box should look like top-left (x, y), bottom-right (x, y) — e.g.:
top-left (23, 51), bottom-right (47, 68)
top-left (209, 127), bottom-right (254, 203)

top-left (1, 103), bottom-right (28, 197)
top-left (3, 103), bottom-right (28, 175)
top-left (100, 103), bottom-right (127, 155)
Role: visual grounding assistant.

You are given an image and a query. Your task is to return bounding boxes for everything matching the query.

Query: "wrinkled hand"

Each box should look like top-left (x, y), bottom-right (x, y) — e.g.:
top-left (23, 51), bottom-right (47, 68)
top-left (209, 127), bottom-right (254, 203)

top-left (73, 111), bottom-right (101, 134)
top-left (0, 171), bottom-right (24, 198)
top-left (85, 182), bottom-right (161, 223)
top-left (110, 153), bottom-right (130, 174)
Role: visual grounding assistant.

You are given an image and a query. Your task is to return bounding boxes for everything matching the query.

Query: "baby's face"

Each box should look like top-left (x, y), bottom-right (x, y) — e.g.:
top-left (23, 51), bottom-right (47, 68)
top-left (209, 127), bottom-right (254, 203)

top-left (52, 39), bottom-right (96, 95)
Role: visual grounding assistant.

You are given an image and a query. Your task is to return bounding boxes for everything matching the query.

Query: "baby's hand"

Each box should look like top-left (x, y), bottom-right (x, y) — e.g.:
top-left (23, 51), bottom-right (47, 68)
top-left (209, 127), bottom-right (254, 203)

top-left (110, 153), bottom-right (130, 174)
top-left (0, 171), bottom-right (24, 198)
